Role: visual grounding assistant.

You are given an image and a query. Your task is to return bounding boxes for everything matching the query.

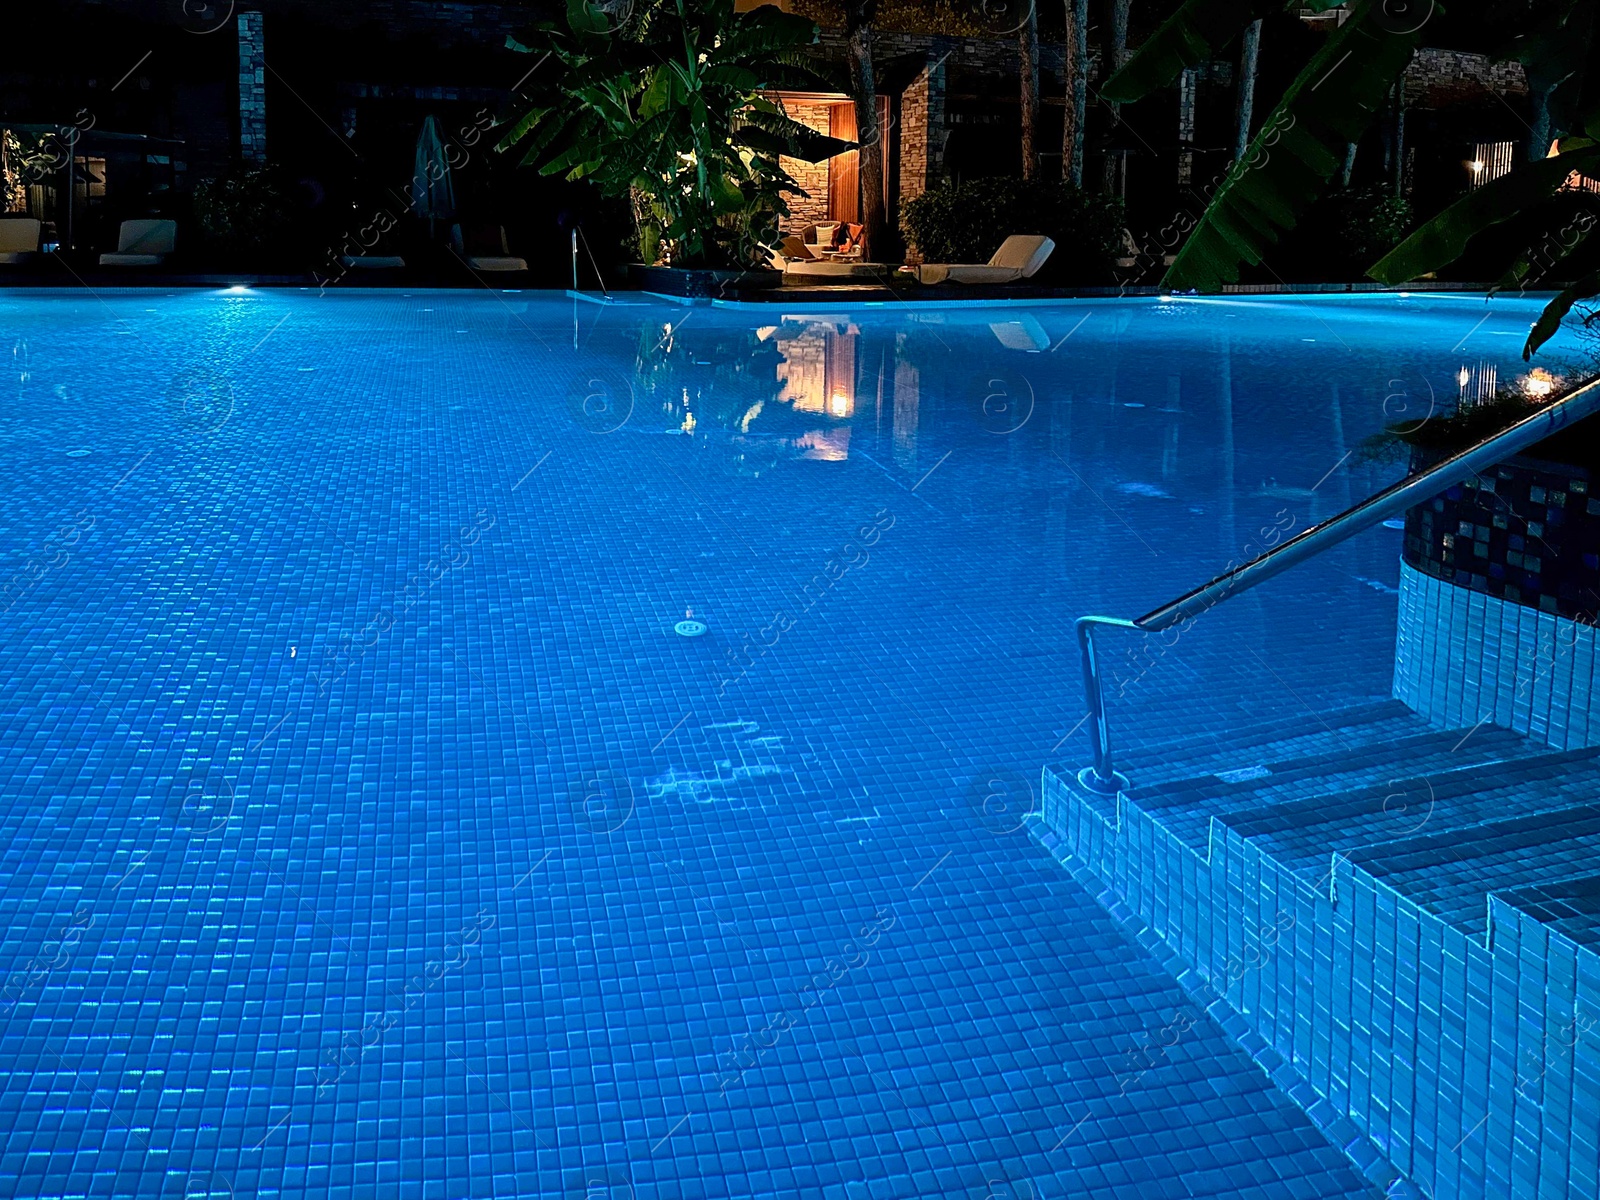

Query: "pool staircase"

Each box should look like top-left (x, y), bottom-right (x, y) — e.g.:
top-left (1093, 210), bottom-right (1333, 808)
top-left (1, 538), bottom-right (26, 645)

top-left (1037, 376), bottom-right (1600, 1200)
top-left (1036, 701), bottom-right (1600, 1200)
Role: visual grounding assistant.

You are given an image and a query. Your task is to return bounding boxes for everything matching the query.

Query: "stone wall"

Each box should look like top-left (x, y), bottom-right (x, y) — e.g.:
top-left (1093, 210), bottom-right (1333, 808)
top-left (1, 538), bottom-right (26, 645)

top-left (1406, 47), bottom-right (1529, 108)
top-left (898, 55), bottom-right (946, 207)
top-left (780, 101), bottom-right (834, 235)
top-left (237, 10), bottom-right (267, 163)
top-left (815, 29), bottom-right (1081, 82)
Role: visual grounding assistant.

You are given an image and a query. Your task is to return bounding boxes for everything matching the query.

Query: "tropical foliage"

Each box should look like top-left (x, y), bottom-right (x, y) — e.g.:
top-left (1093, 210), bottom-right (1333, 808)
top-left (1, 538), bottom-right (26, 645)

top-left (1108, 0), bottom-right (1425, 291)
top-left (1370, 1), bottom-right (1600, 359)
top-left (193, 164), bottom-right (297, 259)
top-left (497, 0), bottom-right (854, 269)
top-left (1108, 0), bottom-right (1600, 359)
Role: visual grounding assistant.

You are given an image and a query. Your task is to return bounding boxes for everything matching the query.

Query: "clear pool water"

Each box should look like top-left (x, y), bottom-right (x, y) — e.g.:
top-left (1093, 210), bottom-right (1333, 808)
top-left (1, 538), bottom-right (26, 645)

top-left (0, 289), bottom-right (1582, 1199)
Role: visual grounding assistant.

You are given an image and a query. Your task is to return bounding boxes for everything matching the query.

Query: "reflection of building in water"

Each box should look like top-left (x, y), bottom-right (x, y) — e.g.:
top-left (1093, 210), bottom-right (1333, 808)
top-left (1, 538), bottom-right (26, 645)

top-left (892, 337), bottom-right (920, 472)
top-left (768, 318), bottom-right (858, 460)
top-left (1457, 359), bottom-right (1498, 406)
top-left (772, 318), bottom-right (857, 417)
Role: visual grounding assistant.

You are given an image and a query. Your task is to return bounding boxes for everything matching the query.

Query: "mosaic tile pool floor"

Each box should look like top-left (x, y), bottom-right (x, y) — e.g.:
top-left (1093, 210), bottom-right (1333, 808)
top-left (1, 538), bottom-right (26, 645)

top-left (0, 289), bottom-right (1584, 1199)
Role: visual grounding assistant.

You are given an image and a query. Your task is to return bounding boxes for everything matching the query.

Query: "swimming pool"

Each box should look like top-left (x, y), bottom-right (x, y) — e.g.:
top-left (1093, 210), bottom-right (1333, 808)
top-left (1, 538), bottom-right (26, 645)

top-left (0, 289), bottom-right (1581, 1199)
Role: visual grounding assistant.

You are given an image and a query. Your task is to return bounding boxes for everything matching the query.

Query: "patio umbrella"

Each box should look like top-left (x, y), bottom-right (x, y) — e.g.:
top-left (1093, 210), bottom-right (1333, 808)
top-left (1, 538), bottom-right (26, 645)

top-left (411, 115), bottom-right (455, 239)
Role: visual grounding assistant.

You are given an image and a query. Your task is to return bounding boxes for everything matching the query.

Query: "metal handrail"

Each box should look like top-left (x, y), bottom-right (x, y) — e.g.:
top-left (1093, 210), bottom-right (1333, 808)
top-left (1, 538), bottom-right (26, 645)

top-left (1074, 372), bottom-right (1600, 794)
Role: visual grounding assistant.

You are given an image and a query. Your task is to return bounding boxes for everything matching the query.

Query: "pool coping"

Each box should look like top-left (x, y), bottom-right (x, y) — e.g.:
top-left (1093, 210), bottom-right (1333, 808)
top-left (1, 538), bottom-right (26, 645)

top-left (0, 275), bottom-right (1535, 302)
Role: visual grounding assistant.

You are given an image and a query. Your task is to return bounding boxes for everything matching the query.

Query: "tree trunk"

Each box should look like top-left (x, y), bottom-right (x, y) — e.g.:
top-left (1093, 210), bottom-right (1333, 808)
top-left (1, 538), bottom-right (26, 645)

top-left (1380, 77), bottom-right (1408, 195)
top-left (1019, 2), bottom-right (1040, 180)
top-left (1529, 86), bottom-right (1554, 162)
top-left (1391, 77), bottom-right (1407, 195)
top-left (846, 11), bottom-right (888, 259)
top-left (1233, 19), bottom-right (1261, 162)
top-left (1062, 0), bottom-right (1088, 186)
top-left (1099, 0), bottom-right (1131, 195)
top-left (1340, 142), bottom-right (1358, 187)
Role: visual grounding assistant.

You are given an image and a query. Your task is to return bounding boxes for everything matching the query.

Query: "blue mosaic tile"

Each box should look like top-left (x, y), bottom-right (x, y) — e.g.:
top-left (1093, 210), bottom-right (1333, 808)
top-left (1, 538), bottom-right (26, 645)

top-left (0, 287), bottom-right (1575, 1199)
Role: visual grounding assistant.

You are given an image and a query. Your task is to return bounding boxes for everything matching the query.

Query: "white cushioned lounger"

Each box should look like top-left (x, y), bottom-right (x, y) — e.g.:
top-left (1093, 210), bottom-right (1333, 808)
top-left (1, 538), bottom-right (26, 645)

top-left (100, 219), bottom-right (176, 267)
top-left (906, 234), bottom-right (1055, 286)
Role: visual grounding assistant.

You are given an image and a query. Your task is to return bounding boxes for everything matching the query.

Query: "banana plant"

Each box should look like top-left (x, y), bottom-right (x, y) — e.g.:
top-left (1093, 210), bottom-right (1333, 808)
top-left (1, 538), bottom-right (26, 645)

top-left (1104, 0), bottom-right (1427, 291)
top-left (1370, 0), bottom-right (1600, 358)
top-left (1108, 0), bottom-right (1600, 358)
top-left (497, 0), bottom-right (854, 269)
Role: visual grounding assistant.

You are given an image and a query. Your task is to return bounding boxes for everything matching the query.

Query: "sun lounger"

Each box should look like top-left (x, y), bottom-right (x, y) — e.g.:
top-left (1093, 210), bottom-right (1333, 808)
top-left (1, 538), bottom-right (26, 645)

top-left (0, 219), bottom-right (42, 265)
top-left (339, 255), bottom-right (407, 270)
top-left (771, 234), bottom-right (886, 280)
top-left (452, 224), bottom-right (527, 272)
top-left (903, 234), bottom-right (1055, 285)
top-left (99, 219), bottom-right (177, 267)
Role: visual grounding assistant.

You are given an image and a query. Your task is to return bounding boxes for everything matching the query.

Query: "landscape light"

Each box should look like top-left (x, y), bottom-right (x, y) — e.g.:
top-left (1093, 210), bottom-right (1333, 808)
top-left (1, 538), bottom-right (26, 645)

top-left (1523, 368), bottom-right (1557, 398)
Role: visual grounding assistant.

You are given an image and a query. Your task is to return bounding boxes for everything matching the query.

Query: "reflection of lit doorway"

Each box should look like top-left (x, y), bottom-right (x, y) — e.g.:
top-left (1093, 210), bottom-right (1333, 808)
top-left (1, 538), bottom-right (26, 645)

top-left (823, 324), bottom-right (855, 417)
top-left (775, 321), bottom-right (857, 418)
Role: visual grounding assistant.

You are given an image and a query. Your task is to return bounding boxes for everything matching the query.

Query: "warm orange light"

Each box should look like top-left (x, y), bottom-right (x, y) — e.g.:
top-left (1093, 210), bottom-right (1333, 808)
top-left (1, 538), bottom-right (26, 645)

top-left (829, 392), bottom-right (850, 416)
top-left (1523, 368), bottom-right (1558, 398)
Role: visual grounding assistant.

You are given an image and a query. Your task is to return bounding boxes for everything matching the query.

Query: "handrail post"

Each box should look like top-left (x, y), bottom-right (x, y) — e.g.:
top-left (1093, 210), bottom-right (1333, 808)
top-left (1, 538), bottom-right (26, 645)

top-left (1064, 373), bottom-right (1600, 797)
top-left (1076, 616), bottom-right (1134, 795)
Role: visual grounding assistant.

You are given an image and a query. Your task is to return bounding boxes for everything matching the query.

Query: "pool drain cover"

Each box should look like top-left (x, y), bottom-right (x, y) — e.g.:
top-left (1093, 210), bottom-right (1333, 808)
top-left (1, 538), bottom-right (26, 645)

top-left (675, 619), bottom-right (708, 638)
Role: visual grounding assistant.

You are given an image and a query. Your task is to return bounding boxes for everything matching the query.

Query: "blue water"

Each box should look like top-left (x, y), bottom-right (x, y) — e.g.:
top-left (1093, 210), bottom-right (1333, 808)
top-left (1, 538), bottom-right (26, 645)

top-left (0, 289), bottom-right (1583, 1199)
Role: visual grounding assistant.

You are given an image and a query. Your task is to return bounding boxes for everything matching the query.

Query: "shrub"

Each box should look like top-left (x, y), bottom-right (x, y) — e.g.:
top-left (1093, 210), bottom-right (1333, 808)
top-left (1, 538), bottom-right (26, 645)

top-left (1274, 185), bottom-right (1413, 279)
top-left (1359, 377), bottom-right (1600, 471)
top-left (900, 177), bottom-right (1125, 283)
top-left (192, 164), bottom-right (296, 260)
top-left (1332, 186), bottom-right (1413, 269)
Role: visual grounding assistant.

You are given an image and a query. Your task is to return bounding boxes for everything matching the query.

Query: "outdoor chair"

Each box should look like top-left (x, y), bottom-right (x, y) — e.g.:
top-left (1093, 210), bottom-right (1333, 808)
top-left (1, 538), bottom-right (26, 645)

top-left (339, 254), bottom-right (406, 270)
top-left (902, 234), bottom-right (1055, 285)
top-left (450, 223), bottom-right (527, 272)
top-left (770, 235), bottom-right (817, 269)
top-left (100, 219), bottom-right (177, 267)
top-left (0, 218), bottom-right (41, 264)
top-left (801, 222), bottom-right (863, 258)
top-left (772, 235), bottom-right (889, 281)
top-left (802, 222), bottom-right (840, 252)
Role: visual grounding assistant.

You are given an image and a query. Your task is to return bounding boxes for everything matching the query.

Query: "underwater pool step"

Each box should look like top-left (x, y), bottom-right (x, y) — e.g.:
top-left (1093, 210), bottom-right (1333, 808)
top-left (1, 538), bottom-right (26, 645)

top-left (1129, 725), bottom-right (1535, 853)
top-left (1035, 707), bottom-right (1600, 1200)
top-left (1226, 746), bottom-right (1600, 878)
top-left (1347, 795), bottom-right (1600, 939)
top-left (1117, 698), bottom-right (1423, 788)
top-left (1492, 872), bottom-right (1600, 952)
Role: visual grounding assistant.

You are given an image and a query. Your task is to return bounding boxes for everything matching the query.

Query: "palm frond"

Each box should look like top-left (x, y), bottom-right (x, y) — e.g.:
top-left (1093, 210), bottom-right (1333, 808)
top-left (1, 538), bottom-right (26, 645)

top-left (1526, 268), bottom-right (1600, 358)
top-left (1508, 0), bottom-right (1599, 142)
top-left (1369, 147), bottom-right (1600, 282)
top-left (1164, 0), bottom-right (1423, 291)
